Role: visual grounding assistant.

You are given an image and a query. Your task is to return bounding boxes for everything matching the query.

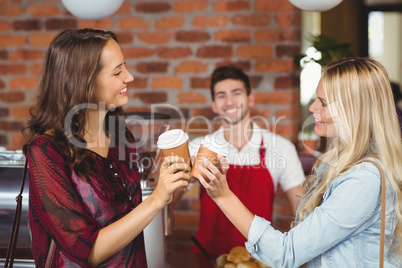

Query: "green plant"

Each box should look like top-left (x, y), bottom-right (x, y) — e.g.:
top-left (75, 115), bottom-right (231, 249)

top-left (294, 34), bottom-right (355, 67)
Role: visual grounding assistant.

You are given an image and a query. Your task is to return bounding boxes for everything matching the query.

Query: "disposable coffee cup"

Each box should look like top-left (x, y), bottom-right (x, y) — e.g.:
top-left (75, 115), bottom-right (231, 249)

top-left (157, 129), bottom-right (192, 174)
top-left (191, 134), bottom-right (229, 182)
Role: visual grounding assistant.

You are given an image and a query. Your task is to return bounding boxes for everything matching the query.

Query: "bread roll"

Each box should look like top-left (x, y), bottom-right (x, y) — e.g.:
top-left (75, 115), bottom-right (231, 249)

top-left (216, 253), bottom-right (228, 267)
top-left (223, 263), bottom-right (236, 268)
top-left (227, 246), bottom-right (250, 263)
top-left (237, 261), bottom-right (258, 268)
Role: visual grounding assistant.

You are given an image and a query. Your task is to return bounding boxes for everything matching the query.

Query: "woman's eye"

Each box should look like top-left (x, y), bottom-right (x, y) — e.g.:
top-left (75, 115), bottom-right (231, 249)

top-left (114, 71), bottom-right (122, 76)
top-left (321, 102), bottom-right (327, 107)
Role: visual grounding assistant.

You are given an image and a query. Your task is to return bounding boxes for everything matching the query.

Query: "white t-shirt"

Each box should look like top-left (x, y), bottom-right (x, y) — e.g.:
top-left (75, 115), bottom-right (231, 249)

top-left (189, 122), bottom-right (305, 192)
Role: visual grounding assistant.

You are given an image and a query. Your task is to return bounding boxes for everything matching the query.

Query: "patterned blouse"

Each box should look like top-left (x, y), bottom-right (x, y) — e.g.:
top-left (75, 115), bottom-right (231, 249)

top-left (27, 131), bottom-right (147, 267)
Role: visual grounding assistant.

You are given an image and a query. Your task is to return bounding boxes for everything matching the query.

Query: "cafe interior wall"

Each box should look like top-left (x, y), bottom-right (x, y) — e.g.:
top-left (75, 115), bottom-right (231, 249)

top-left (0, 0), bottom-right (303, 257)
top-left (0, 0), bottom-right (302, 151)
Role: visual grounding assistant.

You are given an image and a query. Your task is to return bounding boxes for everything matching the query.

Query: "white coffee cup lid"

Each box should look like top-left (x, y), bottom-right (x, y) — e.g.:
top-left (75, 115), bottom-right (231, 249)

top-left (157, 129), bottom-right (189, 149)
top-left (201, 134), bottom-right (229, 157)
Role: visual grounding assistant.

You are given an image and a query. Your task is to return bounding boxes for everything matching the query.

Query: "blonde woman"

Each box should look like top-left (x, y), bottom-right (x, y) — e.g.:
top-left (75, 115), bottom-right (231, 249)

top-left (197, 58), bottom-right (402, 267)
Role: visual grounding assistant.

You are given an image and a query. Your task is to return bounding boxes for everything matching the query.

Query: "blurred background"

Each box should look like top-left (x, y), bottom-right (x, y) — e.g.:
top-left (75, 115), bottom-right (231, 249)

top-left (0, 0), bottom-right (401, 267)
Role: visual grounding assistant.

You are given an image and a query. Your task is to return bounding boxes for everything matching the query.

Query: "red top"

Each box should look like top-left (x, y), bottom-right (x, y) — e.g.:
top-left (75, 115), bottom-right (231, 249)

top-left (193, 140), bottom-right (275, 257)
top-left (27, 131), bottom-right (147, 267)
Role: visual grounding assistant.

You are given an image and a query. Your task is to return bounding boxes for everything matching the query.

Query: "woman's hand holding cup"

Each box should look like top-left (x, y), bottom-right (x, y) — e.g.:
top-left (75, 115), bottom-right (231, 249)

top-left (153, 155), bottom-right (190, 208)
top-left (196, 155), bottom-right (231, 200)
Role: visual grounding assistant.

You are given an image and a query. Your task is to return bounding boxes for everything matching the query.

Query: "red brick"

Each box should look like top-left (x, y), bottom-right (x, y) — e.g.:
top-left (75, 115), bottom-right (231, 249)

top-left (133, 92), bottom-right (167, 104)
top-left (192, 16), bottom-right (230, 27)
top-left (216, 61), bottom-right (251, 71)
top-left (213, 1), bottom-right (250, 12)
top-left (156, 47), bottom-right (192, 59)
top-left (175, 61), bottom-right (208, 74)
top-left (255, 60), bottom-right (294, 73)
top-left (274, 76), bottom-right (299, 89)
top-left (152, 76), bottom-right (182, 90)
top-left (11, 105), bottom-right (30, 118)
top-left (115, 2), bottom-right (132, 15)
top-left (177, 92), bottom-right (207, 104)
top-left (10, 49), bottom-right (43, 60)
top-left (192, 107), bottom-right (216, 119)
top-left (0, 134), bottom-right (7, 146)
top-left (124, 106), bottom-right (151, 114)
top-left (0, 64), bottom-right (27, 75)
top-left (236, 45), bottom-right (272, 59)
top-left (137, 32), bottom-right (173, 44)
top-left (191, 77), bottom-right (210, 89)
top-left (136, 61), bottom-right (168, 73)
top-left (0, 6), bottom-right (24, 16)
top-left (185, 122), bottom-right (212, 137)
top-left (11, 133), bottom-right (24, 148)
top-left (196, 45), bottom-right (232, 58)
top-left (122, 47), bottom-right (154, 58)
top-left (250, 76), bottom-right (263, 89)
top-left (255, 0), bottom-right (296, 11)
top-left (254, 91), bottom-right (299, 105)
top-left (136, 2), bottom-right (170, 12)
top-left (0, 34), bottom-right (26, 46)
top-left (173, 1), bottom-right (208, 12)
top-left (0, 91), bottom-right (25, 103)
top-left (117, 17), bottom-right (151, 29)
top-left (275, 106), bottom-right (300, 120)
top-left (10, 77), bottom-right (37, 90)
top-left (250, 108), bottom-right (270, 119)
top-left (29, 33), bottom-right (56, 46)
top-left (255, 29), bottom-right (300, 42)
top-left (45, 18), bottom-right (77, 30)
top-left (12, 19), bottom-right (41, 31)
top-left (79, 18), bottom-right (113, 29)
top-left (215, 29), bottom-right (250, 42)
top-left (0, 79), bottom-right (5, 89)
top-left (28, 4), bottom-right (60, 17)
top-left (128, 77), bottom-right (148, 89)
top-left (0, 107), bottom-right (8, 116)
top-left (0, 50), bottom-right (7, 60)
top-left (276, 12), bottom-right (301, 27)
top-left (0, 120), bottom-right (24, 131)
top-left (29, 63), bottom-right (43, 75)
top-left (156, 17), bottom-right (185, 29)
top-left (176, 30), bottom-right (210, 42)
top-left (276, 44), bottom-right (301, 58)
top-left (114, 32), bottom-right (134, 44)
top-left (233, 14), bottom-right (270, 26)
top-left (0, 21), bottom-right (11, 31)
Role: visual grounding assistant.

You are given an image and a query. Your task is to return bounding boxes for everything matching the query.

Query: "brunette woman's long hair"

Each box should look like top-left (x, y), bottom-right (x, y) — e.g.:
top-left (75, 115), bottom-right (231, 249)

top-left (295, 58), bottom-right (402, 255)
top-left (23, 28), bottom-right (125, 176)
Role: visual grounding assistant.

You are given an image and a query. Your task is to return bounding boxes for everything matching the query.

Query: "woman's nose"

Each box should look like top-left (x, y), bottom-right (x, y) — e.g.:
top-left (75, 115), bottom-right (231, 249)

top-left (125, 70), bottom-right (134, 83)
top-left (309, 99), bottom-right (318, 113)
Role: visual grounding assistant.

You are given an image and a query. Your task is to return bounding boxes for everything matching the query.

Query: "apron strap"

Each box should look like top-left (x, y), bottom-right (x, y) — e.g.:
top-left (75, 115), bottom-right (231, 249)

top-left (259, 138), bottom-right (265, 161)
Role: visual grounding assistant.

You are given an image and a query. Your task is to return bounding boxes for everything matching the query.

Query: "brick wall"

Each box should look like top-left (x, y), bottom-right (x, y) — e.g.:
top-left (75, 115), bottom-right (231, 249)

top-left (0, 0), bottom-right (302, 255)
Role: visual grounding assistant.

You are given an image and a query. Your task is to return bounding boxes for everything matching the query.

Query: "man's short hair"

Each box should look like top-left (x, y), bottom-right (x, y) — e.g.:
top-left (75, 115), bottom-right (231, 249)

top-left (210, 65), bottom-right (251, 100)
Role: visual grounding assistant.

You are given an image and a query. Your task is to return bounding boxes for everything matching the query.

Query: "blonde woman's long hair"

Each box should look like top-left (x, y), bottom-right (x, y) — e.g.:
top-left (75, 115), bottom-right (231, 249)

top-left (296, 58), bottom-right (402, 254)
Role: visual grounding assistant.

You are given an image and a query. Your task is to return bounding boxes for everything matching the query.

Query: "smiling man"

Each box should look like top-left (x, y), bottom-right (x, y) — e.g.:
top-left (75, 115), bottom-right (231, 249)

top-left (189, 65), bottom-right (306, 257)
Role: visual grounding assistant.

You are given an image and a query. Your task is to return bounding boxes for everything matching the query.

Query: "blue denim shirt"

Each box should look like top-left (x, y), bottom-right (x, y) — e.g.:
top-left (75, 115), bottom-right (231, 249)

top-left (245, 161), bottom-right (400, 267)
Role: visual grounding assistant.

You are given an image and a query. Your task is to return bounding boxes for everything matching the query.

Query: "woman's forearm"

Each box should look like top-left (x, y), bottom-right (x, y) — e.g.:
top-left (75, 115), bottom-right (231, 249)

top-left (88, 194), bottom-right (163, 266)
top-left (214, 190), bottom-right (255, 239)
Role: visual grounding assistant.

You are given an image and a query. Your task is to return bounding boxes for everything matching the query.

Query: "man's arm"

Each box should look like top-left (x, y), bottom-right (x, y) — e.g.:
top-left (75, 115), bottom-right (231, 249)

top-left (284, 185), bottom-right (305, 214)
